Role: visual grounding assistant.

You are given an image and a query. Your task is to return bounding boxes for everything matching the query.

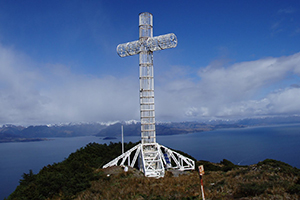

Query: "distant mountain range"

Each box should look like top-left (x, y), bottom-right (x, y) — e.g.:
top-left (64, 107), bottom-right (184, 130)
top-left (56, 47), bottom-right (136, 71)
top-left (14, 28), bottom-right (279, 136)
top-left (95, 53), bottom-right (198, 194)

top-left (0, 123), bottom-right (107, 142)
top-left (1, 116), bottom-right (300, 142)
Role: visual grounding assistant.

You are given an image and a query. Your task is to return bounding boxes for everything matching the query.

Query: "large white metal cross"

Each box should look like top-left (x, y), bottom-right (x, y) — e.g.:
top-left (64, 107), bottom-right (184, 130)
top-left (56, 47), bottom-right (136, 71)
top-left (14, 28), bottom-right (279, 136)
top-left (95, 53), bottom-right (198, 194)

top-left (117, 12), bottom-right (177, 144)
top-left (104, 12), bottom-right (194, 178)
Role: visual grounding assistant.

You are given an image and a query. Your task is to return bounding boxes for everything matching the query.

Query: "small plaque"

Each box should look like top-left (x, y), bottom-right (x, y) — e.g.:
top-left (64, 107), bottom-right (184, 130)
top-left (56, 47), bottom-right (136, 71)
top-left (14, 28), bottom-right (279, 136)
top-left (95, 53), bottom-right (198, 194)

top-left (199, 165), bottom-right (205, 175)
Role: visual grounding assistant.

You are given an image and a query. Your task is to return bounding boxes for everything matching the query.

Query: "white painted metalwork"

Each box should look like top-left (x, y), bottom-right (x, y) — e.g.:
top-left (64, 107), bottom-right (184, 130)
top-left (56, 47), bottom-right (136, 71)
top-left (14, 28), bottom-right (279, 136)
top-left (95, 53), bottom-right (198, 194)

top-left (103, 143), bottom-right (195, 177)
top-left (104, 12), bottom-right (195, 178)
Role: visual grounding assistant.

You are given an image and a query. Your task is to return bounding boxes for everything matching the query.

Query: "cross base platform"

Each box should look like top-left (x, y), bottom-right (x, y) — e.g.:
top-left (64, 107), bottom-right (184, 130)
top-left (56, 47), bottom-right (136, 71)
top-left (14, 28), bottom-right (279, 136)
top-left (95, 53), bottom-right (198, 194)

top-left (103, 143), bottom-right (195, 178)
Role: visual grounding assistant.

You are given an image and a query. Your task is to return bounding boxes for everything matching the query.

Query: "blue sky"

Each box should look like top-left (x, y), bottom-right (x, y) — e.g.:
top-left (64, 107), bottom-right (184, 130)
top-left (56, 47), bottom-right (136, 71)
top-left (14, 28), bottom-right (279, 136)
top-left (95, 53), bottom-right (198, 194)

top-left (0, 0), bottom-right (300, 125)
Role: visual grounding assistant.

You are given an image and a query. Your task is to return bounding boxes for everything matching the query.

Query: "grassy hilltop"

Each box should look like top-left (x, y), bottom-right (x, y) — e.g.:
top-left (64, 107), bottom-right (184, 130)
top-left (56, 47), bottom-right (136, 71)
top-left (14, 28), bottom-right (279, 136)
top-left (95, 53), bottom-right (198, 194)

top-left (7, 142), bottom-right (300, 200)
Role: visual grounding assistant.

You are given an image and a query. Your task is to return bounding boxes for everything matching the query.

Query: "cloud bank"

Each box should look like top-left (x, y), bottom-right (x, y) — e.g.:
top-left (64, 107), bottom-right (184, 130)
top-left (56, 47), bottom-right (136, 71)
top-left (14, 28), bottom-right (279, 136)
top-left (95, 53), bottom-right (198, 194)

top-left (156, 53), bottom-right (300, 120)
top-left (1, 43), bottom-right (300, 125)
top-left (0, 44), bottom-right (139, 125)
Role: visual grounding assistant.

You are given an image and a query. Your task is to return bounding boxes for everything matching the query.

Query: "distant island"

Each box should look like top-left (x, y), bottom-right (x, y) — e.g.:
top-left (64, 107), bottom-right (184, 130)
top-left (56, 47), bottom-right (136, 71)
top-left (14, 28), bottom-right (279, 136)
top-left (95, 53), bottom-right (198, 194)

top-left (102, 136), bottom-right (117, 140)
top-left (0, 137), bottom-right (47, 143)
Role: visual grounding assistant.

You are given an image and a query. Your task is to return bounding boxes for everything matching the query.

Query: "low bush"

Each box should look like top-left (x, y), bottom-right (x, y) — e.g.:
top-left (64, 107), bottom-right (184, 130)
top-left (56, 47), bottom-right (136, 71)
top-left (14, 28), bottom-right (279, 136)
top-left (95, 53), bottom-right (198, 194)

top-left (235, 182), bottom-right (268, 197)
top-left (220, 159), bottom-right (237, 172)
top-left (258, 159), bottom-right (300, 175)
top-left (288, 184), bottom-right (300, 194)
top-left (197, 160), bottom-right (222, 171)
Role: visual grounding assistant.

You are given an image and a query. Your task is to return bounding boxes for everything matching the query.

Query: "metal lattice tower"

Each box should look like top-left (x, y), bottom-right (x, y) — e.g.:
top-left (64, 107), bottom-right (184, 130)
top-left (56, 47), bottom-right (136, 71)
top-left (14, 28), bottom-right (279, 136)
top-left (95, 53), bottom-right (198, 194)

top-left (103, 12), bottom-right (195, 178)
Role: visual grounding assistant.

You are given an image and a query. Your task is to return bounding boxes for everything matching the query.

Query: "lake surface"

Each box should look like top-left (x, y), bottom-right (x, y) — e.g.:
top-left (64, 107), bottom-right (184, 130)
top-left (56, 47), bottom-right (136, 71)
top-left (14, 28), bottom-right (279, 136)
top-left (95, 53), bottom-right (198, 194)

top-left (1, 124), bottom-right (300, 199)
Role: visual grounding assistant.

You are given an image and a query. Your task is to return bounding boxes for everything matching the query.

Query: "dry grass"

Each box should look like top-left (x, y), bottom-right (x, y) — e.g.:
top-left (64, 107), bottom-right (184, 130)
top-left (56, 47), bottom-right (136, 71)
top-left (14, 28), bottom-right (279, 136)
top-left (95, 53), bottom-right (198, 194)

top-left (76, 167), bottom-right (200, 200)
top-left (72, 160), bottom-right (300, 200)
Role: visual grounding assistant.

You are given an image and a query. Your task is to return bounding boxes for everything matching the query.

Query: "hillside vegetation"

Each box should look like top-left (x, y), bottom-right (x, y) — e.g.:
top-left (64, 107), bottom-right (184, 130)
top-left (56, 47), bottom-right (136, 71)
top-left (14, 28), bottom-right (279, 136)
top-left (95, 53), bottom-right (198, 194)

top-left (7, 142), bottom-right (300, 200)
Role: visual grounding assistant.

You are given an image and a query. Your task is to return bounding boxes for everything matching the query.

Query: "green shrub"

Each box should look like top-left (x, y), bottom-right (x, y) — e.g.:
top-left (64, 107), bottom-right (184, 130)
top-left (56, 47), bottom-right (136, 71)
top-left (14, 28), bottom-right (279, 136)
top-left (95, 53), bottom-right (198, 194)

top-left (8, 142), bottom-right (139, 200)
top-left (236, 182), bottom-right (268, 197)
top-left (288, 184), bottom-right (300, 194)
top-left (197, 160), bottom-right (222, 171)
top-left (257, 159), bottom-right (300, 175)
top-left (220, 159), bottom-right (237, 172)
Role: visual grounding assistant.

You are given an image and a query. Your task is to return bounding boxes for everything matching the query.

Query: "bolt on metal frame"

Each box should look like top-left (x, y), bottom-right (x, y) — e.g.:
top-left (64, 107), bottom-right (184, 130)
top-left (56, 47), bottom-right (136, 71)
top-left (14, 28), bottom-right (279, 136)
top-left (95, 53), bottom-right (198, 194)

top-left (103, 12), bottom-right (195, 178)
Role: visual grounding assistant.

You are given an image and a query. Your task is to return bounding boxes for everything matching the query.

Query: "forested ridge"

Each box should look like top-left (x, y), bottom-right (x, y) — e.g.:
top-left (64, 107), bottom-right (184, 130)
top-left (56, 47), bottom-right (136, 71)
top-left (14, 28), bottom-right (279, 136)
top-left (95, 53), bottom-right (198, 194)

top-left (6, 142), bottom-right (300, 200)
top-left (7, 142), bottom-right (138, 200)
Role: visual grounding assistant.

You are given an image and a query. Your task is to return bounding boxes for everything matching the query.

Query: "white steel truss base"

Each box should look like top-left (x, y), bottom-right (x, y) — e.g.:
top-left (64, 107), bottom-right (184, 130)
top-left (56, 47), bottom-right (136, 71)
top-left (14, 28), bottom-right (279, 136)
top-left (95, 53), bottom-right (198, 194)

top-left (103, 143), bottom-right (195, 178)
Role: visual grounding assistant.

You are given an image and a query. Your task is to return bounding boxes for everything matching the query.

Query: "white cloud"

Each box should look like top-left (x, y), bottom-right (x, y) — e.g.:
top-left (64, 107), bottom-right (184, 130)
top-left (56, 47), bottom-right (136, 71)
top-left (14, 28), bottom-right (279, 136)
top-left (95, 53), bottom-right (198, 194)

top-left (267, 88), bottom-right (300, 114)
top-left (155, 52), bottom-right (300, 120)
top-left (278, 8), bottom-right (295, 14)
top-left (41, 73), bottom-right (139, 124)
top-left (0, 44), bottom-right (139, 125)
top-left (1, 42), bottom-right (300, 125)
top-left (0, 45), bottom-right (47, 125)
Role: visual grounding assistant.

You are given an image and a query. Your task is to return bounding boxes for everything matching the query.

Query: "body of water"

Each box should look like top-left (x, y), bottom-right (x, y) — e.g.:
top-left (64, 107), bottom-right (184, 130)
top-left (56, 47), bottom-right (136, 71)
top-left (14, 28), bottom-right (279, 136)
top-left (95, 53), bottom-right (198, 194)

top-left (1, 124), bottom-right (300, 199)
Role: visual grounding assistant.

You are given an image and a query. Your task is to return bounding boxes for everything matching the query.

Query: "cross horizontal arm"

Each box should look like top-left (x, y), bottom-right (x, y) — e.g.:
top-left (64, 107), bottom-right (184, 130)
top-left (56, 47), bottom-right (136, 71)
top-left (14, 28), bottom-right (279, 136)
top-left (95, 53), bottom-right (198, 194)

top-left (116, 33), bottom-right (177, 57)
top-left (147, 33), bottom-right (177, 52)
top-left (117, 40), bottom-right (141, 57)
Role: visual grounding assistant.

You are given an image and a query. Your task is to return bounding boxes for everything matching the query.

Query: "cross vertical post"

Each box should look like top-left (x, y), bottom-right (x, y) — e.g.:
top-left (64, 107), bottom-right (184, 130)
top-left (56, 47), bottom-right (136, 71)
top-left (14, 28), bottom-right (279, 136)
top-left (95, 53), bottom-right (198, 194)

top-left (139, 12), bottom-right (156, 144)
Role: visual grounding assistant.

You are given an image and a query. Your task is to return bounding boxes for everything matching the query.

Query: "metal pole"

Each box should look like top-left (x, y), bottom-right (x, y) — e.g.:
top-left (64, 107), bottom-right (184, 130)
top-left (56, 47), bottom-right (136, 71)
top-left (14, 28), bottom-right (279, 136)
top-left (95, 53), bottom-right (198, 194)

top-left (121, 125), bottom-right (124, 154)
top-left (200, 176), bottom-right (205, 200)
top-left (198, 165), bottom-right (205, 200)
